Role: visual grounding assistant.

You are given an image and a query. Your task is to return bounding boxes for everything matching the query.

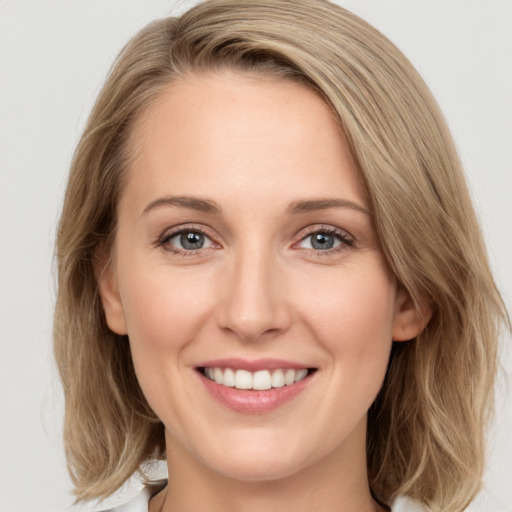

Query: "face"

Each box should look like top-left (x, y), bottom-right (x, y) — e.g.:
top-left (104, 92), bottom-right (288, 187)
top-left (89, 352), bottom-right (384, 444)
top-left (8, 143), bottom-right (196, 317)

top-left (99, 72), bottom-right (423, 483)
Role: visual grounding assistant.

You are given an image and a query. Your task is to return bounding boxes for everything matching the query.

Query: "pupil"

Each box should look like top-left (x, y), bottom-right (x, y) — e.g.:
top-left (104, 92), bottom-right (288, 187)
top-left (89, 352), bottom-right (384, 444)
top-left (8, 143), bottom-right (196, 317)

top-left (311, 233), bottom-right (334, 250)
top-left (181, 232), bottom-right (204, 250)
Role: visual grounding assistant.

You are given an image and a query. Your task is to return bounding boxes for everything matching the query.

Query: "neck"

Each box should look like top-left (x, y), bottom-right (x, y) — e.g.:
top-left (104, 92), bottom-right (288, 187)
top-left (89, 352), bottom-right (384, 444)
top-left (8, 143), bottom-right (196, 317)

top-left (153, 418), bottom-right (386, 512)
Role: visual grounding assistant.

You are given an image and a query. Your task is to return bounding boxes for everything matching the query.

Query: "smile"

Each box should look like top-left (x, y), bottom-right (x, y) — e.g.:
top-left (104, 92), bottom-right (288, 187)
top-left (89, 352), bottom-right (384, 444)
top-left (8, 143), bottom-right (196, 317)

top-left (196, 360), bottom-right (317, 414)
top-left (201, 367), bottom-right (311, 390)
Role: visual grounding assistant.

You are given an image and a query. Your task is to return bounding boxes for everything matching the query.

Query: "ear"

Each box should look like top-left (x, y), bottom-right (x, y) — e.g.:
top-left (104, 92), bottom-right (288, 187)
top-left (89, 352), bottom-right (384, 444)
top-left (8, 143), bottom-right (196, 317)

top-left (95, 250), bottom-right (128, 336)
top-left (392, 286), bottom-right (432, 342)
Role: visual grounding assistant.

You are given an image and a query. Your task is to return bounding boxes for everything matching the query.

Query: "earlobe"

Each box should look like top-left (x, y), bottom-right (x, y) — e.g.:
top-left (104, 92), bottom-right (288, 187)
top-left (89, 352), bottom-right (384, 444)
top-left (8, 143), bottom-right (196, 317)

top-left (95, 253), bottom-right (128, 336)
top-left (392, 287), bottom-right (433, 342)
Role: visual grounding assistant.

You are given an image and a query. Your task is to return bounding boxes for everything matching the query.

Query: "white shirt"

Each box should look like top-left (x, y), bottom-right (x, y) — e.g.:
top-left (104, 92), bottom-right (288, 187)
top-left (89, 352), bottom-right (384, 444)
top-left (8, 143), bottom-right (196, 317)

top-left (97, 481), bottom-right (167, 512)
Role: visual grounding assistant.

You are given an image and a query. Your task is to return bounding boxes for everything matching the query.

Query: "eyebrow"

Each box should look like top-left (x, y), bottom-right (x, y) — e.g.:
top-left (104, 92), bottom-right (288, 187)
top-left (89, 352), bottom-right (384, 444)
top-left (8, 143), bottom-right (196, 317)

top-left (141, 195), bottom-right (370, 217)
top-left (286, 198), bottom-right (371, 216)
top-left (142, 195), bottom-right (222, 215)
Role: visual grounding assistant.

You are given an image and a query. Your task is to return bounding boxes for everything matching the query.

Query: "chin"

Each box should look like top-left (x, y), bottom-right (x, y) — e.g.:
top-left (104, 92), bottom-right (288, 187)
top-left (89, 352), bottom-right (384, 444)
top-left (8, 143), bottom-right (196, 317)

top-left (193, 430), bottom-right (329, 483)
top-left (206, 453), bottom-right (308, 482)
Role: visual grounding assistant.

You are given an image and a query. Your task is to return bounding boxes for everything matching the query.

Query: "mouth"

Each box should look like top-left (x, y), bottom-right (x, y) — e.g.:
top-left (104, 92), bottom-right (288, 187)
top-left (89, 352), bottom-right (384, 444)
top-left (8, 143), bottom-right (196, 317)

top-left (195, 358), bottom-right (318, 413)
top-left (198, 366), bottom-right (317, 390)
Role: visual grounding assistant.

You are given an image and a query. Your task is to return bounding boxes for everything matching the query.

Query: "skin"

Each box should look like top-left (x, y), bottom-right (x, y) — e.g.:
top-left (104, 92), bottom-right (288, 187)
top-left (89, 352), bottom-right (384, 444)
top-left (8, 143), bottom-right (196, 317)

top-left (98, 71), bottom-right (428, 512)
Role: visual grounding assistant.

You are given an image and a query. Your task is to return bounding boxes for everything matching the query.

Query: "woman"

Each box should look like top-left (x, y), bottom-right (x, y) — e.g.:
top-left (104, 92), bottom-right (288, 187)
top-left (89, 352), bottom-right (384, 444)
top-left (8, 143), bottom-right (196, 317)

top-left (53, 1), bottom-right (508, 511)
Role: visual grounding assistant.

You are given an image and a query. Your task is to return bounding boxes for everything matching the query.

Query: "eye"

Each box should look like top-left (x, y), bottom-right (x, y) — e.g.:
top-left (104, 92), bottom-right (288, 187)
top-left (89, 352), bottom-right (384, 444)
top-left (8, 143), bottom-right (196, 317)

top-left (160, 229), bottom-right (214, 252)
top-left (297, 228), bottom-right (353, 252)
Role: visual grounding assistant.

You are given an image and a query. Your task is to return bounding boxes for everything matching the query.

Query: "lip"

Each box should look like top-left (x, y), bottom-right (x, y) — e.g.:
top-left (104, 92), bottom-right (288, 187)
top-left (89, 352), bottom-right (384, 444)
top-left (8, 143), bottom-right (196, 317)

top-left (197, 358), bottom-right (310, 372)
top-left (196, 359), bottom-right (316, 414)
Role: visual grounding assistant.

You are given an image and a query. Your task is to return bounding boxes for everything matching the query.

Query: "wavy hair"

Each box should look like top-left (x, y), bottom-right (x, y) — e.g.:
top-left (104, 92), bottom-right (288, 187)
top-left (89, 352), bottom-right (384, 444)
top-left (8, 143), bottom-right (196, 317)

top-left (53, 1), bottom-right (508, 509)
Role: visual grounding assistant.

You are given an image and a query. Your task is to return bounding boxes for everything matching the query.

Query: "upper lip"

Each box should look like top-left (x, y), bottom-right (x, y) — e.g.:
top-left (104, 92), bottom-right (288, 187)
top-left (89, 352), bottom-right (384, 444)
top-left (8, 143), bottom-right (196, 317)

top-left (197, 358), bottom-right (313, 372)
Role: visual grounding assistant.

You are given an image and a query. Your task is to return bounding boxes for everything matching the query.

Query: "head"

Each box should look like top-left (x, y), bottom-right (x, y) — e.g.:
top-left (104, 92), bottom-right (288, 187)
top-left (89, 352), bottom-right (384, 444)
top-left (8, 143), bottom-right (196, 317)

top-left (54, 1), bottom-right (506, 510)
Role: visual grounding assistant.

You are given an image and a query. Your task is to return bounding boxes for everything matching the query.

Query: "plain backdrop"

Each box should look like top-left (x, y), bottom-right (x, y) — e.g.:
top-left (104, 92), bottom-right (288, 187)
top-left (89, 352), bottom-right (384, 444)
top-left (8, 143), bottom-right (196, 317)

top-left (1, 1), bottom-right (511, 511)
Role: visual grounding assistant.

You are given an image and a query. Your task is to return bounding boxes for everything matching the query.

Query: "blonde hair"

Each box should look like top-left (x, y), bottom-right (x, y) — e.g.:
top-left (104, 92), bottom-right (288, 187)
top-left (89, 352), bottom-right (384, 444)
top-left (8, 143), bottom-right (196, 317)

top-left (54, 1), bottom-right (508, 509)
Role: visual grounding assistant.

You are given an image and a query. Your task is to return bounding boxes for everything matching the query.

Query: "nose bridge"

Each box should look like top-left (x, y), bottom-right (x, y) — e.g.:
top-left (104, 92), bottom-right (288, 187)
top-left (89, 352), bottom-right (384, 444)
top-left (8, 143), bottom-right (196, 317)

top-left (217, 238), bottom-right (289, 341)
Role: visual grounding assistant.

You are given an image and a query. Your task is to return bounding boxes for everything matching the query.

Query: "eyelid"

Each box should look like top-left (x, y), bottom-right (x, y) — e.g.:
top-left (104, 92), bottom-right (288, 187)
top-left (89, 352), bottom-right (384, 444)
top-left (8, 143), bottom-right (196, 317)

top-left (154, 224), bottom-right (221, 253)
top-left (292, 224), bottom-right (355, 252)
top-left (153, 223), bottom-right (354, 255)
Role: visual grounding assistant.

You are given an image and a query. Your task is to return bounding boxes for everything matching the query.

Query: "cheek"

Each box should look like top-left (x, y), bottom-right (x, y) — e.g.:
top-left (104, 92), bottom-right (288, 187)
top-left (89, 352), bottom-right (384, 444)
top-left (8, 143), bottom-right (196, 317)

top-left (306, 261), bottom-right (395, 329)
top-left (117, 263), bottom-right (215, 400)
top-left (120, 264), bottom-right (212, 347)
top-left (299, 261), bottom-right (396, 375)
top-left (116, 264), bottom-right (220, 426)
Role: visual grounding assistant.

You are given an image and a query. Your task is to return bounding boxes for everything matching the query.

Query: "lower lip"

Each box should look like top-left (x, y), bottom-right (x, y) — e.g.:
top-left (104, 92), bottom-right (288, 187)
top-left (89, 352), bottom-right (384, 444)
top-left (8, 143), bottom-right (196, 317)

top-left (198, 371), bottom-right (313, 414)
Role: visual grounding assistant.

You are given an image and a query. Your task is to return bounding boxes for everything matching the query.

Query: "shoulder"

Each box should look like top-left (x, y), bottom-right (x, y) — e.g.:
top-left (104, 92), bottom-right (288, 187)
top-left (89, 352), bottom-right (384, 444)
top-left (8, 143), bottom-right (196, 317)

top-left (96, 480), bottom-right (167, 512)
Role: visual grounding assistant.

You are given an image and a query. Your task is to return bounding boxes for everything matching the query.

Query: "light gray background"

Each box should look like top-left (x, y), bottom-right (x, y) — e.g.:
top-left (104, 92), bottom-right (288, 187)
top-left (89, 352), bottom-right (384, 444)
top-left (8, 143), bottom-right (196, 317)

top-left (1, 1), bottom-right (511, 511)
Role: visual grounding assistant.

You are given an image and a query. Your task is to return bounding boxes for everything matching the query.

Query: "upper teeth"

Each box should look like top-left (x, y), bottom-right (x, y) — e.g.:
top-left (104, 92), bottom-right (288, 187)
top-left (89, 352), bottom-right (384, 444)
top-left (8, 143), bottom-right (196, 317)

top-left (204, 368), bottom-right (309, 390)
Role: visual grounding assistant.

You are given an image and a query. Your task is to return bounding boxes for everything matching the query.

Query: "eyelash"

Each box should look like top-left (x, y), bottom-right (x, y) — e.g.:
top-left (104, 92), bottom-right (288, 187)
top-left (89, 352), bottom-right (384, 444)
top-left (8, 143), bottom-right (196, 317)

top-left (154, 224), bottom-right (354, 257)
top-left (296, 225), bottom-right (354, 255)
top-left (155, 225), bottom-right (216, 257)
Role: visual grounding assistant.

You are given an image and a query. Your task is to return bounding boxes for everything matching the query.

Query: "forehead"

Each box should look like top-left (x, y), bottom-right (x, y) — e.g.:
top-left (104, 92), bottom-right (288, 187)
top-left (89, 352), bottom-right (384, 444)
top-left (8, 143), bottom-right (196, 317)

top-left (123, 71), bottom-right (366, 211)
top-left (132, 71), bottom-right (340, 152)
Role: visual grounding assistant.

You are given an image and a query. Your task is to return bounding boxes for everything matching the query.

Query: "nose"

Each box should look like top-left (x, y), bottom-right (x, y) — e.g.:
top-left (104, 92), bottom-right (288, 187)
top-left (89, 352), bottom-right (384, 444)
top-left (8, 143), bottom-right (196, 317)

top-left (216, 247), bottom-right (291, 342)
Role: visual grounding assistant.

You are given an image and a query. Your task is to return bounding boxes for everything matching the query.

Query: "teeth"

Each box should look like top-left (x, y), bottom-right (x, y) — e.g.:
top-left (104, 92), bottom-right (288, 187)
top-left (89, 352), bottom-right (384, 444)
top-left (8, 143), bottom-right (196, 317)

top-left (271, 369), bottom-right (285, 388)
top-left (223, 368), bottom-right (235, 387)
top-left (253, 370), bottom-right (272, 390)
top-left (235, 369), bottom-right (252, 389)
top-left (284, 369), bottom-right (296, 386)
top-left (203, 367), bottom-right (310, 389)
top-left (295, 369), bottom-right (308, 382)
